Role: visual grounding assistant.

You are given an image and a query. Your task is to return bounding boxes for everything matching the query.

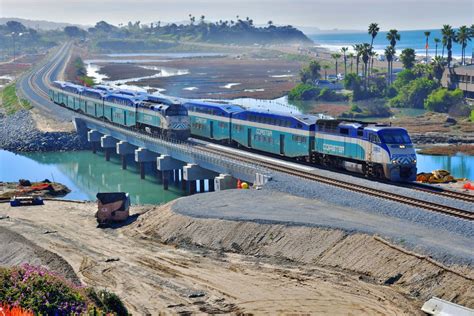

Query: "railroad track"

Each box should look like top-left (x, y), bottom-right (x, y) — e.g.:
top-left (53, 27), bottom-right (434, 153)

top-left (404, 184), bottom-right (474, 203)
top-left (196, 144), bottom-right (474, 221)
top-left (24, 42), bottom-right (474, 221)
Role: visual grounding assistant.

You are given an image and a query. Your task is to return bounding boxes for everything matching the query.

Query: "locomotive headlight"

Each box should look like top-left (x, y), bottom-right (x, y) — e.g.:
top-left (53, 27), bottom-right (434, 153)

top-left (399, 145), bottom-right (405, 148)
top-left (392, 160), bottom-right (397, 164)
top-left (413, 159), bottom-right (417, 163)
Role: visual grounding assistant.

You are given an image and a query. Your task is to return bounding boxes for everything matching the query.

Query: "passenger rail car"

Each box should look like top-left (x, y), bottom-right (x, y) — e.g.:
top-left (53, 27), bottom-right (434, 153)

top-left (49, 81), bottom-right (190, 140)
top-left (231, 110), bottom-right (317, 158)
top-left (183, 101), bottom-right (243, 142)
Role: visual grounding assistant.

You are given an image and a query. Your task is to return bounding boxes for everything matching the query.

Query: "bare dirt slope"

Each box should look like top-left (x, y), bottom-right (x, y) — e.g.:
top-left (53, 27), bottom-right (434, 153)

top-left (0, 200), bottom-right (430, 315)
top-left (133, 203), bottom-right (474, 310)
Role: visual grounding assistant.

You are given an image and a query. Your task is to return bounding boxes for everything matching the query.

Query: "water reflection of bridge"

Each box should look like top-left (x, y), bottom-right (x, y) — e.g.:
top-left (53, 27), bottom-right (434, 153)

top-left (25, 151), bottom-right (183, 204)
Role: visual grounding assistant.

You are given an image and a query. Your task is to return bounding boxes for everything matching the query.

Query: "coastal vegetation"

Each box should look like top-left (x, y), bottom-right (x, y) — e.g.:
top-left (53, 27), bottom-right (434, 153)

top-left (289, 22), bottom-right (473, 118)
top-left (0, 264), bottom-right (128, 315)
top-left (0, 83), bottom-right (32, 114)
top-left (65, 56), bottom-right (95, 86)
top-left (81, 17), bottom-right (311, 50)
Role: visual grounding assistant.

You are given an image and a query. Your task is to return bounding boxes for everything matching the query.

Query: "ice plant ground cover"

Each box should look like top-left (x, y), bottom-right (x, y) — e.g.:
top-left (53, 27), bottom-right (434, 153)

top-left (0, 264), bottom-right (128, 315)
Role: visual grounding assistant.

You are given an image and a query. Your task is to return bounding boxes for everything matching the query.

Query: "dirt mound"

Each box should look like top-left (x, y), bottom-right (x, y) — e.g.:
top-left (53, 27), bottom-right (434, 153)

top-left (129, 204), bottom-right (474, 309)
top-left (0, 226), bottom-right (80, 284)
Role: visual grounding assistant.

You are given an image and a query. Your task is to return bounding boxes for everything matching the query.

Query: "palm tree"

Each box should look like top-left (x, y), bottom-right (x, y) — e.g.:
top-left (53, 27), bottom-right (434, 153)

top-left (370, 50), bottom-right (377, 74)
top-left (424, 31), bottom-right (431, 62)
top-left (434, 38), bottom-right (440, 57)
top-left (323, 64), bottom-right (330, 79)
top-left (441, 24), bottom-right (455, 67)
top-left (348, 52), bottom-right (355, 72)
top-left (456, 25), bottom-right (471, 65)
top-left (331, 53), bottom-right (341, 78)
top-left (384, 46), bottom-right (395, 85)
top-left (431, 56), bottom-right (445, 82)
top-left (441, 37), bottom-right (447, 59)
top-left (386, 30), bottom-right (400, 86)
top-left (360, 43), bottom-right (371, 89)
top-left (353, 44), bottom-right (363, 75)
top-left (267, 20), bottom-right (273, 27)
top-left (386, 29), bottom-right (400, 48)
top-left (368, 23), bottom-right (380, 50)
top-left (341, 47), bottom-right (348, 75)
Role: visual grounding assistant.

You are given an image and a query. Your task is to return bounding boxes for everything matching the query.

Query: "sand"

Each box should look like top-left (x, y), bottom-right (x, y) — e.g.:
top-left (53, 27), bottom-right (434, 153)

top-left (0, 199), bottom-right (472, 314)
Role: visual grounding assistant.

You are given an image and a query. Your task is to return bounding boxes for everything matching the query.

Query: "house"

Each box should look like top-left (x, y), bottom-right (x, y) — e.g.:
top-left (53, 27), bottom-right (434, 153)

top-left (441, 65), bottom-right (474, 99)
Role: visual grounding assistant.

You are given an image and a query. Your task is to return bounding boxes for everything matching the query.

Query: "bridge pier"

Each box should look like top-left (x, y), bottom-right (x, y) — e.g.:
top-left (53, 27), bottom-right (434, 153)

top-left (100, 135), bottom-right (118, 162)
top-left (135, 148), bottom-right (159, 180)
top-left (116, 141), bottom-right (136, 170)
top-left (157, 155), bottom-right (186, 191)
top-left (87, 130), bottom-right (102, 154)
top-left (214, 174), bottom-right (238, 191)
top-left (183, 164), bottom-right (218, 195)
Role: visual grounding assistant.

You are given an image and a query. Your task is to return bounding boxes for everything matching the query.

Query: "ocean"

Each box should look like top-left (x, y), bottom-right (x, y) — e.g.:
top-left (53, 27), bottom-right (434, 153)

top-left (309, 29), bottom-right (473, 59)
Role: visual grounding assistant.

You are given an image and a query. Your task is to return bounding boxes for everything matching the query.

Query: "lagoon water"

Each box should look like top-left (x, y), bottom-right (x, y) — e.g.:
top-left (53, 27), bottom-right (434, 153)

top-left (0, 150), bottom-right (184, 204)
top-left (1, 149), bottom-right (472, 205)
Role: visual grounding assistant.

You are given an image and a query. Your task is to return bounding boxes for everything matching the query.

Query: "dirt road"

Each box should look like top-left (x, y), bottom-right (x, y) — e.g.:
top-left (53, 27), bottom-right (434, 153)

top-left (0, 200), bottom-right (422, 315)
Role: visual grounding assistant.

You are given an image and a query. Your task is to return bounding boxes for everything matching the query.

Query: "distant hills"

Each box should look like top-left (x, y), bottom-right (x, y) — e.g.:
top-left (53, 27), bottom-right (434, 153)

top-left (0, 17), bottom-right (88, 30)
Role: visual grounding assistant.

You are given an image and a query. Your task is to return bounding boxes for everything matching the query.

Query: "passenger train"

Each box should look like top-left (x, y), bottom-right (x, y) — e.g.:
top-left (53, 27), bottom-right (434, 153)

top-left (49, 81), bottom-right (190, 140)
top-left (49, 81), bottom-right (417, 182)
top-left (183, 101), bottom-right (417, 182)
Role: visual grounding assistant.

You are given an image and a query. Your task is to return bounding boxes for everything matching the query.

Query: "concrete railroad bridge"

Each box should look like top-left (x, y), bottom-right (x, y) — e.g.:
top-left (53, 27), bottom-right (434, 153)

top-left (74, 116), bottom-right (271, 195)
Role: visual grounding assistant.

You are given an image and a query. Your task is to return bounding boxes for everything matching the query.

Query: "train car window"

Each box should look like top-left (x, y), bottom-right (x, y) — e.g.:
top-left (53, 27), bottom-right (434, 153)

top-left (357, 129), bottom-right (364, 137)
top-left (340, 128), bottom-right (349, 135)
top-left (297, 123), bottom-right (303, 128)
top-left (369, 134), bottom-right (381, 143)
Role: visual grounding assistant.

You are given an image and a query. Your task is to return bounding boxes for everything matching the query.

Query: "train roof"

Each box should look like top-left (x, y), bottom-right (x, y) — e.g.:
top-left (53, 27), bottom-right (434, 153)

top-left (83, 87), bottom-right (109, 97)
top-left (94, 85), bottom-right (116, 93)
top-left (147, 95), bottom-right (181, 106)
top-left (236, 109), bottom-right (321, 126)
top-left (183, 100), bottom-right (244, 113)
top-left (105, 93), bottom-right (145, 104)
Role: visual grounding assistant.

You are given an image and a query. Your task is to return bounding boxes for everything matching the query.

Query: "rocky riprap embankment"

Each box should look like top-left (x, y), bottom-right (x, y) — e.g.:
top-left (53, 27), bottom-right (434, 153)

top-left (0, 110), bottom-right (90, 152)
top-left (411, 132), bottom-right (474, 145)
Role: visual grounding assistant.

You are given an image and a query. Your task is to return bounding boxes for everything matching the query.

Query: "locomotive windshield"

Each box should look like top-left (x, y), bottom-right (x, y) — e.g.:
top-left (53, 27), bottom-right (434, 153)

top-left (165, 106), bottom-right (188, 116)
top-left (378, 129), bottom-right (411, 144)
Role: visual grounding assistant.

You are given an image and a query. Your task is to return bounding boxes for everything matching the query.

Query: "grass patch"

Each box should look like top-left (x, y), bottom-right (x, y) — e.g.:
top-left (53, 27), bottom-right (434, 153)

top-left (0, 83), bottom-right (32, 114)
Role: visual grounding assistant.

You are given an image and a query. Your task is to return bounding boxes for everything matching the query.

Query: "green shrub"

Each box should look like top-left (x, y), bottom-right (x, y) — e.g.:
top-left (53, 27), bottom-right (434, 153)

top-left (318, 88), bottom-right (347, 101)
top-left (288, 83), bottom-right (320, 101)
top-left (350, 104), bottom-right (362, 113)
top-left (388, 77), bottom-right (437, 108)
top-left (424, 88), bottom-right (464, 112)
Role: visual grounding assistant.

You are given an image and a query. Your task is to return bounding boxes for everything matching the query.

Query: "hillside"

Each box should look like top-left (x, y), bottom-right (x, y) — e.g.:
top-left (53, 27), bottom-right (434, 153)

top-left (0, 17), bottom-right (88, 30)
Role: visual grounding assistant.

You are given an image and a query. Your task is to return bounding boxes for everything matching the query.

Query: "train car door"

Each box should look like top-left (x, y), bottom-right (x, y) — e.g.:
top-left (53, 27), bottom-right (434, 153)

top-left (280, 134), bottom-right (285, 155)
top-left (247, 128), bottom-right (252, 147)
top-left (210, 121), bottom-right (214, 139)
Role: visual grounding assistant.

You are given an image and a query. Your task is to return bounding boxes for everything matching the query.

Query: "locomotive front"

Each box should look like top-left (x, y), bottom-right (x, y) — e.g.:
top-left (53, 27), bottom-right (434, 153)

top-left (376, 128), bottom-right (417, 182)
top-left (164, 103), bottom-right (191, 140)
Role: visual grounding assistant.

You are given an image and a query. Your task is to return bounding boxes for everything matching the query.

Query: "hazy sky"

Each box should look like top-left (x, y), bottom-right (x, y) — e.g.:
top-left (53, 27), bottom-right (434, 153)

top-left (1, 0), bottom-right (472, 30)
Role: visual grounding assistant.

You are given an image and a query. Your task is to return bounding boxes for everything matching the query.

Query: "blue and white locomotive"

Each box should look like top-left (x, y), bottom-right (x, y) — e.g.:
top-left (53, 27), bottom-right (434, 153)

top-left (49, 81), bottom-right (190, 140)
